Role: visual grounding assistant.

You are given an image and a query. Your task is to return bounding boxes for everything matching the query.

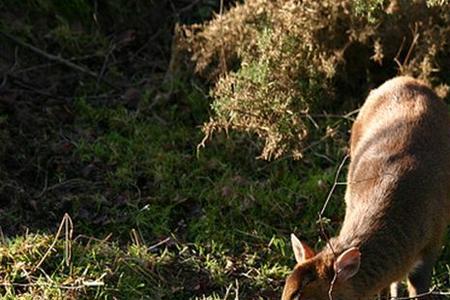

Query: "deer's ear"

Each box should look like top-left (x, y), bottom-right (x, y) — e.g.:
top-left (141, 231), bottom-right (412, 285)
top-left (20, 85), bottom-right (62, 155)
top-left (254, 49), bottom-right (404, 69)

top-left (334, 247), bottom-right (361, 282)
top-left (291, 233), bottom-right (315, 263)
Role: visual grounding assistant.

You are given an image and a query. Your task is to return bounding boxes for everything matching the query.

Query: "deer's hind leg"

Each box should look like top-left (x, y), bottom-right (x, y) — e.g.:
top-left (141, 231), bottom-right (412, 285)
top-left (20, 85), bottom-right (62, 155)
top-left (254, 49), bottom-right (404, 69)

top-left (390, 282), bottom-right (399, 299)
top-left (407, 246), bottom-right (441, 299)
top-left (376, 282), bottom-right (399, 300)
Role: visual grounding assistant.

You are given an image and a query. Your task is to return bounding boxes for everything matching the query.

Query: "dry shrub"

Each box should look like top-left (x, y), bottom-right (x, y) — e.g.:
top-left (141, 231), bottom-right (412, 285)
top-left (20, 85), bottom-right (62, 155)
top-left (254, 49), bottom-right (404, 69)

top-left (178, 0), bottom-right (450, 160)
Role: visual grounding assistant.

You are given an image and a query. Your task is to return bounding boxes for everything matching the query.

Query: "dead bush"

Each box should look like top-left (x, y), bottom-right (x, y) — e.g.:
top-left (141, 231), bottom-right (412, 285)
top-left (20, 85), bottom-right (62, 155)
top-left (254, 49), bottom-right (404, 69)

top-left (178, 0), bottom-right (450, 160)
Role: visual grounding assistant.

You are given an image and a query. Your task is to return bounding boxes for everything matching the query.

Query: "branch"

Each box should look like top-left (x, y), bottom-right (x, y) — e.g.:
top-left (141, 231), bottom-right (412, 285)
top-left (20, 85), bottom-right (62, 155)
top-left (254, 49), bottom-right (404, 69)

top-left (0, 30), bottom-right (115, 87)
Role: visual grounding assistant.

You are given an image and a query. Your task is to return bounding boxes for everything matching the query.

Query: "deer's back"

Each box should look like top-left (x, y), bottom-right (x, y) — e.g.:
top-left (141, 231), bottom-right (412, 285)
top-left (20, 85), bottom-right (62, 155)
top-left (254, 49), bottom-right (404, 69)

top-left (341, 76), bottom-right (450, 260)
top-left (333, 76), bottom-right (450, 294)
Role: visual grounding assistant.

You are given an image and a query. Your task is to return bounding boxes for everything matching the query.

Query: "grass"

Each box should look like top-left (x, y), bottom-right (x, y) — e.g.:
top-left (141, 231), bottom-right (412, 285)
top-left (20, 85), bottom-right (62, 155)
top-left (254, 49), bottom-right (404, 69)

top-left (0, 75), bottom-right (349, 298)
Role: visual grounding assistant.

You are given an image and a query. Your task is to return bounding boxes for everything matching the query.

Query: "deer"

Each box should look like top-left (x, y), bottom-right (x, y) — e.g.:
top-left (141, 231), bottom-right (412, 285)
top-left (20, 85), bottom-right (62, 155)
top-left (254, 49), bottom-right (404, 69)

top-left (282, 76), bottom-right (450, 300)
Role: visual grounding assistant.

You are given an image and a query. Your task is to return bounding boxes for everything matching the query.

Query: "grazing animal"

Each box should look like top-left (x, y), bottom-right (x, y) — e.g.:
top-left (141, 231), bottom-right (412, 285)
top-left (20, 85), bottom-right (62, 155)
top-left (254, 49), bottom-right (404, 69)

top-left (282, 76), bottom-right (450, 300)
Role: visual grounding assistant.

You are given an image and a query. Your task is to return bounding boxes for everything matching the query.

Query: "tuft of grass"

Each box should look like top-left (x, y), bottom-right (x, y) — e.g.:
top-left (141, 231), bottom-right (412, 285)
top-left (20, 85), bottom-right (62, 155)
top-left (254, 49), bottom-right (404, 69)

top-left (0, 223), bottom-right (292, 299)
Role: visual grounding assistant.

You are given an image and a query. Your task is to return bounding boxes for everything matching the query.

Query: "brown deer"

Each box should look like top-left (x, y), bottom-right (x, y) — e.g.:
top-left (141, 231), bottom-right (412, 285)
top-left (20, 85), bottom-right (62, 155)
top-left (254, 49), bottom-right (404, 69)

top-left (282, 76), bottom-right (450, 300)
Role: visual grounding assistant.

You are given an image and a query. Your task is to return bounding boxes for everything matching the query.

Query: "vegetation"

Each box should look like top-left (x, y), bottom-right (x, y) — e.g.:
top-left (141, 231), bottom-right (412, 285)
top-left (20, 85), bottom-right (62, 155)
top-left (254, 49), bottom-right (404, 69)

top-left (0, 0), bottom-right (449, 299)
top-left (180, 0), bottom-right (450, 159)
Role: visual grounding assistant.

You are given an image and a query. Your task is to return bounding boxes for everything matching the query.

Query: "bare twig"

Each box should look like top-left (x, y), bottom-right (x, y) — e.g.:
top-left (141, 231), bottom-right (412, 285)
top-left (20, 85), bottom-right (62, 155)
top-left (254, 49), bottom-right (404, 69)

top-left (64, 214), bottom-right (73, 267)
top-left (32, 213), bottom-right (73, 273)
top-left (177, 0), bottom-right (202, 14)
top-left (394, 23), bottom-right (419, 71)
top-left (392, 286), bottom-right (450, 299)
top-left (218, 0), bottom-right (228, 75)
top-left (0, 46), bottom-right (19, 90)
top-left (319, 154), bottom-right (349, 217)
top-left (14, 53), bottom-right (100, 74)
top-left (15, 62), bottom-right (57, 74)
top-left (0, 30), bottom-right (115, 87)
top-left (403, 23), bottom-right (420, 67)
top-left (36, 178), bottom-right (100, 198)
top-left (223, 282), bottom-right (234, 300)
top-left (0, 281), bottom-right (104, 289)
top-left (9, 75), bottom-right (66, 99)
top-left (0, 226), bottom-right (5, 244)
top-left (317, 154), bottom-right (349, 257)
top-left (131, 29), bottom-right (163, 60)
top-left (37, 170), bottom-right (49, 198)
top-left (130, 228), bottom-right (142, 247)
top-left (73, 233), bottom-right (113, 244)
top-left (95, 38), bottom-right (118, 90)
top-left (328, 272), bottom-right (337, 300)
top-left (394, 37), bottom-right (406, 69)
top-left (310, 109), bottom-right (360, 122)
top-left (148, 237), bottom-right (171, 252)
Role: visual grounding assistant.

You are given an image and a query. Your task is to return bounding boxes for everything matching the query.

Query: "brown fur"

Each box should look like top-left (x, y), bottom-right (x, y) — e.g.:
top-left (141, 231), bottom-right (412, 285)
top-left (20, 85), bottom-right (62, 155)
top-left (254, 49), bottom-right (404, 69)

top-left (282, 76), bottom-right (450, 300)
